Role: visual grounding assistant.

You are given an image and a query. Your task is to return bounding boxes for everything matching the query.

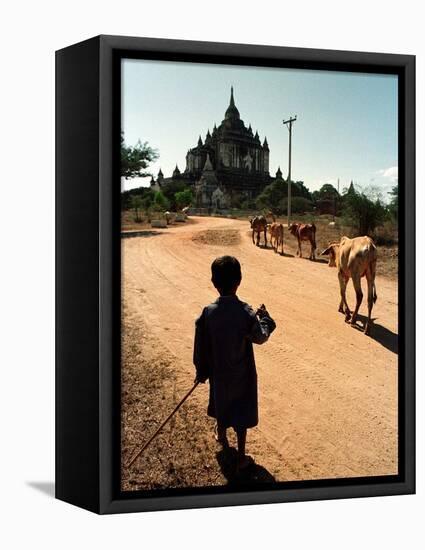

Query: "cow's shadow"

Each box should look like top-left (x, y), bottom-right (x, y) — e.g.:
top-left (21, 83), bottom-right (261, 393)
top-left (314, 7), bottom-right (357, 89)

top-left (287, 249), bottom-right (326, 262)
top-left (297, 256), bottom-right (327, 263)
top-left (351, 314), bottom-right (398, 354)
top-left (259, 246), bottom-right (294, 258)
top-left (216, 448), bottom-right (276, 487)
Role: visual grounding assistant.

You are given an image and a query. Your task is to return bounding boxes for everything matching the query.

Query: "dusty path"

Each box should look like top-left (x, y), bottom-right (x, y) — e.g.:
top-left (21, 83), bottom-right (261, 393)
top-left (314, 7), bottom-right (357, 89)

top-left (122, 216), bottom-right (398, 482)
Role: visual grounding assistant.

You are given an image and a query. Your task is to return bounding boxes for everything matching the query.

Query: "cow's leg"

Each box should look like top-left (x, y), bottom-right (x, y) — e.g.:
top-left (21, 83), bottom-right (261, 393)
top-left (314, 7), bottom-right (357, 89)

top-left (364, 264), bottom-right (377, 335)
top-left (298, 238), bottom-right (302, 257)
top-left (350, 274), bottom-right (363, 326)
top-left (252, 229), bottom-right (255, 245)
top-left (338, 271), bottom-right (351, 321)
top-left (256, 231), bottom-right (260, 246)
top-left (264, 228), bottom-right (267, 248)
top-left (310, 239), bottom-right (316, 261)
top-left (309, 239), bottom-right (313, 260)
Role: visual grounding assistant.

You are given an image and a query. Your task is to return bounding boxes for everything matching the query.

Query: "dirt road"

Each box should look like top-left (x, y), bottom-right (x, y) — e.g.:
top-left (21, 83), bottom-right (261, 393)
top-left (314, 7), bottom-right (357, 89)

top-left (122, 216), bottom-right (398, 482)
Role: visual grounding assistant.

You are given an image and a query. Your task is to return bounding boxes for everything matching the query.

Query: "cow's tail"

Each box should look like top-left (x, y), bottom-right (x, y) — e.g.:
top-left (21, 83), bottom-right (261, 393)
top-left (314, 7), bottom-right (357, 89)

top-left (368, 247), bottom-right (378, 303)
top-left (372, 259), bottom-right (378, 303)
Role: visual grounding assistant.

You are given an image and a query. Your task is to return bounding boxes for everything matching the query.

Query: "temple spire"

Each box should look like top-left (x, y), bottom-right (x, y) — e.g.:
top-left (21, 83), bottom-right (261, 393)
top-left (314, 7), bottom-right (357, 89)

top-left (230, 85), bottom-right (235, 107)
top-left (173, 164), bottom-right (181, 177)
top-left (203, 153), bottom-right (214, 171)
top-left (224, 86), bottom-right (240, 120)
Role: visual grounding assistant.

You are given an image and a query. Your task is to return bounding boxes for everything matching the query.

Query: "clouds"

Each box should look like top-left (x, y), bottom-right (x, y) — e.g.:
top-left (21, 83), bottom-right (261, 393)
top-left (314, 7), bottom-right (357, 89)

top-left (378, 166), bottom-right (398, 182)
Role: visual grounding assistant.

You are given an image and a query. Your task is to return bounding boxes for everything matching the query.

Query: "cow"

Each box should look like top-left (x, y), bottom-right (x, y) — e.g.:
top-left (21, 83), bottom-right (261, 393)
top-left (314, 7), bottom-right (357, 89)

top-left (269, 222), bottom-right (284, 255)
top-left (250, 215), bottom-right (268, 247)
top-left (288, 222), bottom-right (316, 260)
top-left (321, 236), bottom-right (378, 335)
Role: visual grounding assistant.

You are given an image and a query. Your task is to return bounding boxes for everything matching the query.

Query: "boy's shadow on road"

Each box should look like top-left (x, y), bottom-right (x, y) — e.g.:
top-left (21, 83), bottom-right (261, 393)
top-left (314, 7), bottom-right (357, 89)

top-left (216, 448), bottom-right (276, 486)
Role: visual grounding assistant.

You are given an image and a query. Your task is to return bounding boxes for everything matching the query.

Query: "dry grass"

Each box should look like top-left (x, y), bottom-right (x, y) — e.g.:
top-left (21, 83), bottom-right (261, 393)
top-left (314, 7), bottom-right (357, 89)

top-left (121, 309), bottom-right (223, 491)
top-left (192, 229), bottom-right (241, 246)
top-left (121, 209), bottom-right (152, 231)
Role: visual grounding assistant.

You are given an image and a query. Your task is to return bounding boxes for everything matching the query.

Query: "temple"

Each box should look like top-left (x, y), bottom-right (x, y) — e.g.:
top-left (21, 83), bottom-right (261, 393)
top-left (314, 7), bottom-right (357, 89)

top-left (151, 87), bottom-right (280, 209)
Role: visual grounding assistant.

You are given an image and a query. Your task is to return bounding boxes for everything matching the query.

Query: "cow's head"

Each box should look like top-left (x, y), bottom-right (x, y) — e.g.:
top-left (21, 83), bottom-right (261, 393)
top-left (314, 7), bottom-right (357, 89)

top-left (321, 242), bottom-right (340, 267)
top-left (288, 223), bottom-right (299, 236)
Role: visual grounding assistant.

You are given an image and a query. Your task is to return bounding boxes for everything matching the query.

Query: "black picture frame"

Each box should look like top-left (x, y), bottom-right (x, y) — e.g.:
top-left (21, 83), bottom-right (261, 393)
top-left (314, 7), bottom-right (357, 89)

top-left (56, 35), bottom-right (415, 514)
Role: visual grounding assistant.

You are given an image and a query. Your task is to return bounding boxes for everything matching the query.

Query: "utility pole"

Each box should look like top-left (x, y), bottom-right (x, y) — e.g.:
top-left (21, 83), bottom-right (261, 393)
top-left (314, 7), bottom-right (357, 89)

top-left (283, 116), bottom-right (297, 226)
top-left (334, 177), bottom-right (340, 221)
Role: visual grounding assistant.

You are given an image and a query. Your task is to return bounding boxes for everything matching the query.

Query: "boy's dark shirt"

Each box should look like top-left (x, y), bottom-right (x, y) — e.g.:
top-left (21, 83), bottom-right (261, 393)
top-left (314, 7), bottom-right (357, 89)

top-left (193, 295), bottom-right (276, 429)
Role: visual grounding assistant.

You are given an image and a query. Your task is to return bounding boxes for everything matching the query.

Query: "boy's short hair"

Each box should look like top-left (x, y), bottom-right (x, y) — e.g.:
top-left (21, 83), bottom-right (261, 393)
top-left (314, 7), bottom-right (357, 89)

top-left (211, 256), bottom-right (242, 293)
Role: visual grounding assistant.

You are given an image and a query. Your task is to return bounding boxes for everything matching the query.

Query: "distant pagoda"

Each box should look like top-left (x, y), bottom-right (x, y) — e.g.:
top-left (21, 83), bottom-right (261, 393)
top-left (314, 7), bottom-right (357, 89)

top-left (151, 87), bottom-right (283, 208)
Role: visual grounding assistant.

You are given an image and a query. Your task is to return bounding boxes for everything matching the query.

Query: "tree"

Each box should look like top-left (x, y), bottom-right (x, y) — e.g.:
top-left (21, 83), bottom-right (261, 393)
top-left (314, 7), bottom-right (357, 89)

top-left (141, 189), bottom-right (155, 211)
top-left (312, 183), bottom-right (340, 216)
top-left (255, 180), bottom-right (288, 212)
top-left (388, 184), bottom-right (398, 219)
top-left (175, 189), bottom-right (193, 210)
top-left (279, 196), bottom-right (313, 214)
top-left (255, 179), bottom-right (312, 214)
top-left (120, 132), bottom-right (158, 179)
top-left (121, 186), bottom-right (155, 211)
top-left (152, 191), bottom-right (170, 211)
top-left (130, 195), bottom-right (144, 222)
top-left (317, 183), bottom-right (339, 199)
top-left (160, 180), bottom-right (187, 210)
top-left (342, 188), bottom-right (388, 236)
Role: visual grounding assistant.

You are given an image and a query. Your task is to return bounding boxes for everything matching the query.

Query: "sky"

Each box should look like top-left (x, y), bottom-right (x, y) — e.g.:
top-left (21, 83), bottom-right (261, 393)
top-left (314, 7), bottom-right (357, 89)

top-left (121, 58), bottom-right (398, 199)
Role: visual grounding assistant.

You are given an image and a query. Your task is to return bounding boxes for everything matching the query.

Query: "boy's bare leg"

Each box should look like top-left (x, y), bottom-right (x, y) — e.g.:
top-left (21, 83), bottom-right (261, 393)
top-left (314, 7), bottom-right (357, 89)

top-left (236, 428), bottom-right (250, 470)
top-left (215, 422), bottom-right (229, 448)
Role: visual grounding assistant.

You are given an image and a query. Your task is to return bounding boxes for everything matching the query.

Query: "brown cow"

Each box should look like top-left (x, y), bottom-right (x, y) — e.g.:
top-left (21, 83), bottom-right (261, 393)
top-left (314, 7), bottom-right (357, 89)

top-left (322, 236), bottom-right (378, 335)
top-left (269, 222), bottom-right (284, 255)
top-left (250, 215), bottom-right (268, 247)
top-left (288, 222), bottom-right (316, 260)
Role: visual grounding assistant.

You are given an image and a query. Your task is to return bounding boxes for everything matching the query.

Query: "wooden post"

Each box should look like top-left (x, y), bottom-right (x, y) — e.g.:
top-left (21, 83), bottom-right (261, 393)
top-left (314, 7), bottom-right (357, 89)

top-left (283, 116), bottom-right (297, 226)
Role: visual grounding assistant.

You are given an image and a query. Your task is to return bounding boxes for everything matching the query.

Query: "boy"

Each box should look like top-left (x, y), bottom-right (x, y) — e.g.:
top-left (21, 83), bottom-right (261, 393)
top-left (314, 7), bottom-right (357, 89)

top-left (193, 255), bottom-right (276, 470)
